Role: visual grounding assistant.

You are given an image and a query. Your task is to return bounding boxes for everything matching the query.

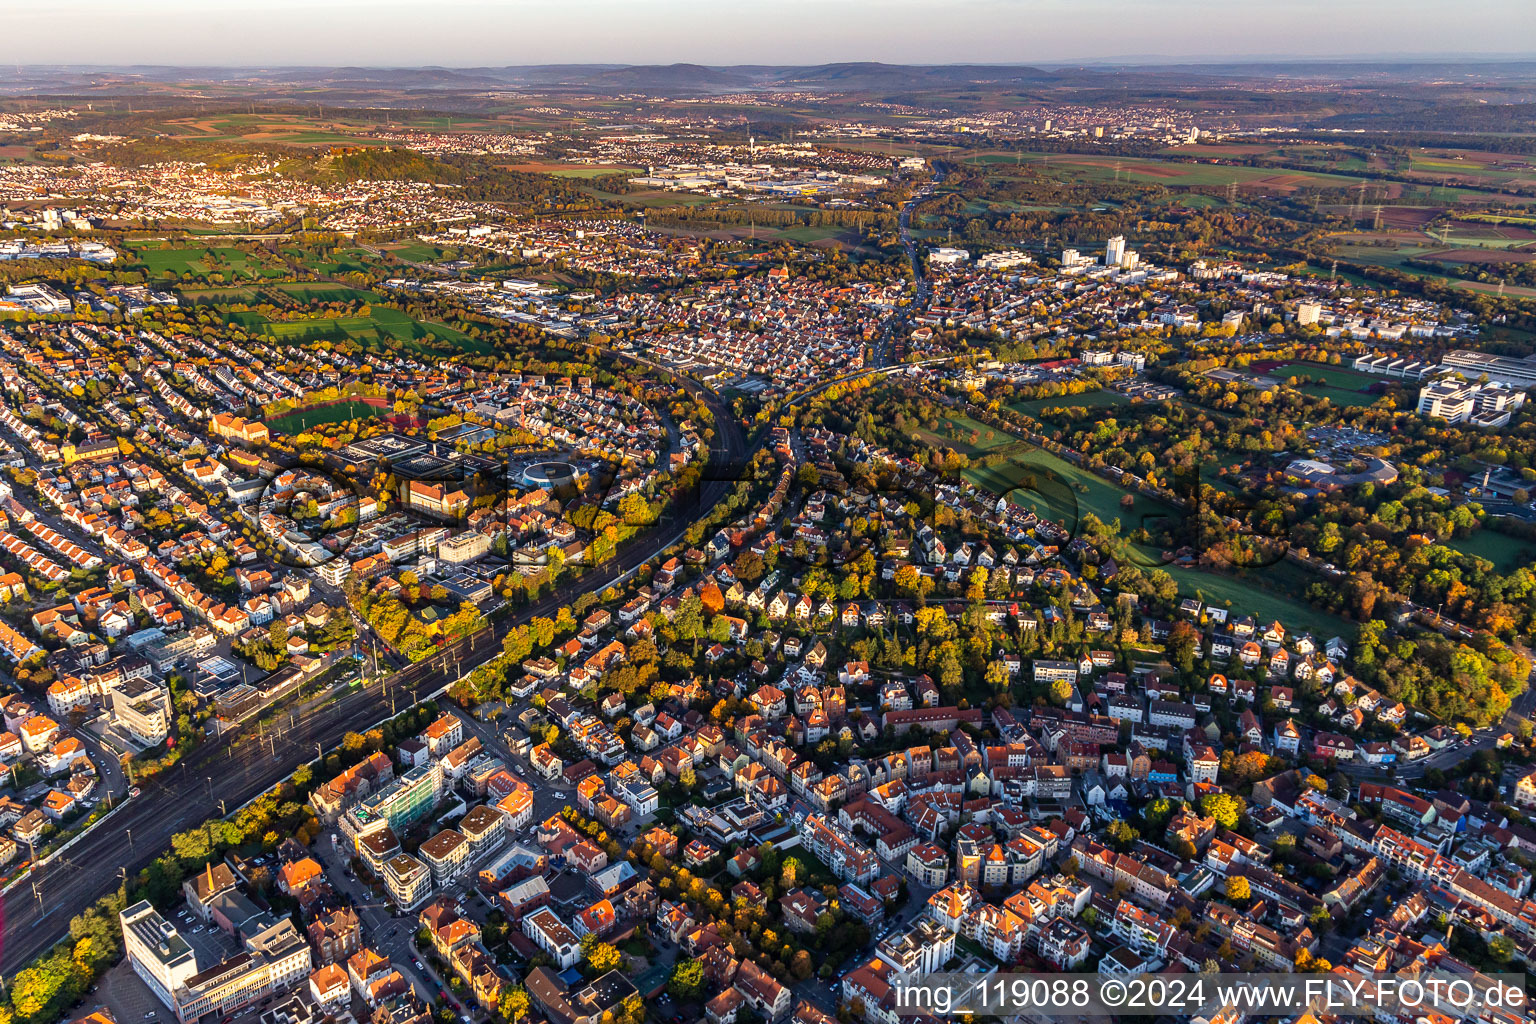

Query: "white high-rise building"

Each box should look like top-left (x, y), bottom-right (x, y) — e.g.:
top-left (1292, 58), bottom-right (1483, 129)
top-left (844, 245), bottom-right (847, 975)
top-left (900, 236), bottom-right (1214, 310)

top-left (121, 901), bottom-right (199, 1011)
top-left (1296, 301), bottom-right (1322, 326)
top-left (1104, 235), bottom-right (1126, 267)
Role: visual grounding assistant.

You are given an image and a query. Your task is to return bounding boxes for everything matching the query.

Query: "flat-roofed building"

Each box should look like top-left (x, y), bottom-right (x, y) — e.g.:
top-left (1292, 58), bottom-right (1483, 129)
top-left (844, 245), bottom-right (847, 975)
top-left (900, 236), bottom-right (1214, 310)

top-left (522, 907), bottom-right (581, 968)
top-left (121, 901), bottom-right (200, 1012)
top-left (173, 920), bottom-right (311, 1024)
top-left (420, 829), bottom-right (470, 887)
top-left (383, 854), bottom-right (433, 911)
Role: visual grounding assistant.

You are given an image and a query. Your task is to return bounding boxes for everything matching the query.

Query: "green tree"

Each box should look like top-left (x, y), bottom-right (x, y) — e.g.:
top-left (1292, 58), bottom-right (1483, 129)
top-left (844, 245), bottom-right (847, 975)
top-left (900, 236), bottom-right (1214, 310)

top-left (668, 959), bottom-right (704, 999)
top-left (499, 986), bottom-right (530, 1023)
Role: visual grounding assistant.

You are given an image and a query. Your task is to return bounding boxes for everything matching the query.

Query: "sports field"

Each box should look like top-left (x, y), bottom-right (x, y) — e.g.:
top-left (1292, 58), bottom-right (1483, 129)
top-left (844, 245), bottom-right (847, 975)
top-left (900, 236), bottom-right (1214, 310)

top-left (130, 242), bottom-right (285, 279)
top-left (182, 283), bottom-right (382, 306)
top-left (266, 400), bottom-right (389, 434)
top-left (381, 242), bottom-right (455, 263)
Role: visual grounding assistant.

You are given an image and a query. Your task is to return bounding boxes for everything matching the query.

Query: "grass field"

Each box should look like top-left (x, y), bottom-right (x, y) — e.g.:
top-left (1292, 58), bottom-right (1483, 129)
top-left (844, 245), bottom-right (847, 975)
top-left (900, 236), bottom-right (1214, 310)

top-left (1163, 563), bottom-right (1349, 639)
top-left (1445, 529), bottom-right (1536, 574)
top-left (1009, 389), bottom-right (1130, 418)
top-left (130, 242), bottom-right (287, 280)
top-left (131, 245), bottom-right (209, 276)
top-left (1253, 360), bottom-right (1386, 407)
top-left (503, 163), bottom-right (640, 179)
top-left (961, 450), bottom-right (1170, 530)
top-left (381, 242), bottom-right (455, 263)
top-left (580, 186), bottom-right (723, 210)
top-left (301, 247), bottom-right (382, 275)
top-left (182, 283), bottom-right (382, 305)
top-left (934, 429), bottom-right (1352, 637)
top-left (182, 285), bottom-right (263, 303)
top-left (266, 400), bottom-right (388, 434)
top-left (249, 306), bottom-right (492, 355)
top-left (913, 413), bottom-right (1025, 456)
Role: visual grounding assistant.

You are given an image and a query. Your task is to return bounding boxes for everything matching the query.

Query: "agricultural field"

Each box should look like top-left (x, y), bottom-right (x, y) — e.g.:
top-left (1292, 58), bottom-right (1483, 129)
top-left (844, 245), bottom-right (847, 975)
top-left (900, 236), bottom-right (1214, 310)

top-left (146, 112), bottom-right (504, 147)
top-left (1328, 243), bottom-right (1536, 295)
top-left (965, 151), bottom-right (1366, 193)
top-left (1398, 149), bottom-right (1536, 189)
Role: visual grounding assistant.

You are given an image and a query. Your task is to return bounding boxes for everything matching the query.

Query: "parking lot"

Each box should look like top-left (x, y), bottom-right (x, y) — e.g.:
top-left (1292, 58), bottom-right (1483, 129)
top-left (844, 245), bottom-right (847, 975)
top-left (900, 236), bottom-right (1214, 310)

top-left (96, 958), bottom-right (167, 1024)
top-left (174, 911), bottom-right (242, 965)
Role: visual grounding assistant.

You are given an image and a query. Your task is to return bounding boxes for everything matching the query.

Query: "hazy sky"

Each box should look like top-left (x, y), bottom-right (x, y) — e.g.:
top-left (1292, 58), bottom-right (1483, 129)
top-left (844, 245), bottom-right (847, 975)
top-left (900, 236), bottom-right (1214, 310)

top-left (8, 0), bottom-right (1536, 66)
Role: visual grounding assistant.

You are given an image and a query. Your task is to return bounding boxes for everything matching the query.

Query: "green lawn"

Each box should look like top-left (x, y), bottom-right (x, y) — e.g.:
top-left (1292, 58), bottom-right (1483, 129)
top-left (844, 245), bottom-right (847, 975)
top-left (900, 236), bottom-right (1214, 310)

top-left (131, 245), bottom-right (210, 276)
top-left (182, 285), bottom-right (264, 304)
top-left (1444, 529), bottom-right (1536, 574)
top-left (961, 449), bottom-right (1170, 531)
top-left (1163, 564), bottom-right (1351, 640)
top-left (382, 242), bottom-right (453, 263)
top-left (182, 282), bottom-right (381, 305)
top-left (1009, 389), bottom-right (1131, 418)
top-left (1259, 360), bottom-right (1386, 407)
top-left (266, 400), bottom-right (388, 434)
top-left (130, 242), bottom-right (289, 281)
top-left (248, 306), bottom-right (492, 355)
top-left (913, 413), bottom-right (1025, 456)
top-left (548, 165), bottom-right (640, 178)
top-left (271, 283), bottom-right (382, 303)
top-left (948, 438), bottom-right (1354, 638)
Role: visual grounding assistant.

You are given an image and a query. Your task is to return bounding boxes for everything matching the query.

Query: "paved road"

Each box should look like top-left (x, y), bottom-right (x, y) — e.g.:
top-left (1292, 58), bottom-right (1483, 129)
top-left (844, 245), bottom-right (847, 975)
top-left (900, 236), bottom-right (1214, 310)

top-left (0, 376), bottom-right (751, 977)
top-left (877, 175), bottom-right (941, 367)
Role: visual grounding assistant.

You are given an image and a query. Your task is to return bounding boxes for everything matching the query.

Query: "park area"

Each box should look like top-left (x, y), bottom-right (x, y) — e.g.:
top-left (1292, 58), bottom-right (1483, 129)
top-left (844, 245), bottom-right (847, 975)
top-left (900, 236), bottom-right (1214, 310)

top-left (1445, 528), bottom-right (1536, 574)
top-left (912, 412), bottom-right (1025, 457)
top-left (1251, 360), bottom-right (1387, 407)
top-left (911, 419), bottom-right (1354, 639)
top-left (1008, 389), bottom-right (1130, 418)
top-left (241, 306), bottom-right (492, 355)
top-left (129, 241), bottom-right (285, 279)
